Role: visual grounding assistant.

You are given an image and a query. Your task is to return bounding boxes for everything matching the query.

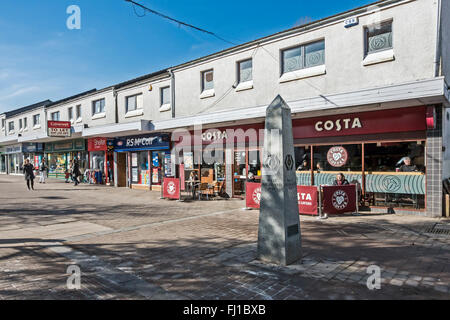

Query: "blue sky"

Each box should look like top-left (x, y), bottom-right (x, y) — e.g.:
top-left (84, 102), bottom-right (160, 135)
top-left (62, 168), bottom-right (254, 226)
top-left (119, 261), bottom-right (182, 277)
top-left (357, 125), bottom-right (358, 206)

top-left (0, 0), bottom-right (374, 113)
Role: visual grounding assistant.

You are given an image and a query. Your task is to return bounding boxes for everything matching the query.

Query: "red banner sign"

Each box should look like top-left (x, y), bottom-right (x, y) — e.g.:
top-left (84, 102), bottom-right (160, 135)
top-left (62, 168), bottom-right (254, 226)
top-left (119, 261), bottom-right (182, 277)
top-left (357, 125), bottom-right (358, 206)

top-left (179, 164), bottom-right (185, 191)
top-left (47, 121), bottom-right (72, 137)
top-left (322, 185), bottom-right (357, 214)
top-left (163, 178), bottom-right (180, 199)
top-left (246, 182), bottom-right (262, 208)
top-left (88, 137), bottom-right (107, 151)
top-left (245, 182), bottom-right (318, 215)
top-left (297, 185), bottom-right (318, 215)
top-left (292, 106), bottom-right (426, 139)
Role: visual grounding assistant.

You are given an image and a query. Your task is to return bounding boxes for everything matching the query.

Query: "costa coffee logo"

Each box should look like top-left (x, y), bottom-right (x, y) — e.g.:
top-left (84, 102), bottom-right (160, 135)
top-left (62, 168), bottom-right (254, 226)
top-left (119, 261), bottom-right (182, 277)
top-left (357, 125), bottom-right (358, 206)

top-left (167, 181), bottom-right (177, 195)
top-left (332, 190), bottom-right (349, 210)
top-left (252, 187), bottom-right (261, 205)
top-left (327, 146), bottom-right (348, 167)
top-left (202, 130), bottom-right (228, 141)
top-left (315, 118), bottom-right (362, 132)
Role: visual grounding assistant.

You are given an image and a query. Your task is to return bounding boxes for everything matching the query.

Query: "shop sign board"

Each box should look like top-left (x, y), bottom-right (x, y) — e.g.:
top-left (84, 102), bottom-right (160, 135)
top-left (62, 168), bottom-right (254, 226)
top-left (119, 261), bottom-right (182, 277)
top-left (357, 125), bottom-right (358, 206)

top-left (48, 121), bottom-right (72, 138)
top-left (5, 144), bottom-right (22, 154)
top-left (88, 138), bottom-right (107, 151)
top-left (322, 185), bottom-right (357, 214)
top-left (163, 177), bottom-right (180, 199)
top-left (22, 143), bottom-right (44, 153)
top-left (114, 134), bottom-right (170, 152)
top-left (245, 182), bottom-right (318, 215)
top-left (292, 106), bottom-right (427, 139)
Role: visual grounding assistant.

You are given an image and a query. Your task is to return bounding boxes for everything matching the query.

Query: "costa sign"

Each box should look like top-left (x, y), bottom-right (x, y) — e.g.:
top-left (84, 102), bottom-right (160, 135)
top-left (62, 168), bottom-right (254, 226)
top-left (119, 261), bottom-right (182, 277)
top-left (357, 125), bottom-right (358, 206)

top-left (163, 178), bottom-right (180, 199)
top-left (322, 185), bottom-right (357, 214)
top-left (245, 182), bottom-right (318, 215)
top-left (292, 106), bottom-right (427, 139)
top-left (47, 121), bottom-right (71, 137)
top-left (327, 146), bottom-right (348, 167)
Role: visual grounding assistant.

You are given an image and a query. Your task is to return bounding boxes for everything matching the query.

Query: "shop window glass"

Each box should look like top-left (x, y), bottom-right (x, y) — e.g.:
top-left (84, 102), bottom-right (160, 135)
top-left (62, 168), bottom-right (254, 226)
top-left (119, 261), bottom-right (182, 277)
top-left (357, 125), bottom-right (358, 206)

top-left (365, 21), bottom-right (392, 55)
top-left (312, 144), bottom-right (362, 186)
top-left (238, 59), bottom-right (252, 83)
top-left (294, 146), bottom-right (312, 186)
top-left (364, 141), bottom-right (425, 209)
top-left (248, 149), bottom-right (261, 179)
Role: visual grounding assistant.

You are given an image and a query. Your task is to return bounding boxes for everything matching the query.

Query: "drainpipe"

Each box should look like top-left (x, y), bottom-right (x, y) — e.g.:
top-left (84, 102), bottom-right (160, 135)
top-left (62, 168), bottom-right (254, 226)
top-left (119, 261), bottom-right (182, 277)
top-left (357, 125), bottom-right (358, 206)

top-left (169, 69), bottom-right (175, 118)
top-left (113, 88), bottom-right (118, 124)
top-left (435, 0), bottom-right (442, 77)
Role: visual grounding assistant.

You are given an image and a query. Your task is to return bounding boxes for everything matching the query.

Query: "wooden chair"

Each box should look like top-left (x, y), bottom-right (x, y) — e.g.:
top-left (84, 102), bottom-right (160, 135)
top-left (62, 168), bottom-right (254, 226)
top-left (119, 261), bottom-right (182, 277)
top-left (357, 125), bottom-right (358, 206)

top-left (198, 183), bottom-right (213, 200)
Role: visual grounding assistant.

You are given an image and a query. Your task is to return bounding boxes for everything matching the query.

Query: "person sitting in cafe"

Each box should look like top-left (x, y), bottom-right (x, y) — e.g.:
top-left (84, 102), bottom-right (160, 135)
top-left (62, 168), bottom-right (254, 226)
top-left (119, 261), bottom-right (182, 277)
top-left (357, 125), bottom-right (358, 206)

top-left (398, 157), bottom-right (418, 172)
top-left (297, 160), bottom-right (309, 171)
top-left (316, 162), bottom-right (323, 172)
top-left (333, 173), bottom-right (349, 186)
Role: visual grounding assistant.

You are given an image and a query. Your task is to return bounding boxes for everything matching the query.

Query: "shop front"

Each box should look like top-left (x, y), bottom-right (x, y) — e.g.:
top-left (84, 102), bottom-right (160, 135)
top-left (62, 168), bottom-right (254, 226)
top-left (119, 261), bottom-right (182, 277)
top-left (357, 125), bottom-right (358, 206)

top-left (172, 124), bottom-right (264, 198)
top-left (113, 134), bottom-right (170, 190)
top-left (292, 106), bottom-right (430, 213)
top-left (45, 139), bottom-right (87, 179)
top-left (4, 144), bottom-right (23, 175)
top-left (0, 147), bottom-right (6, 174)
top-left (22, 143), bottom-right (45, 170)
top-left (87, 137), bottom-right (114, 185)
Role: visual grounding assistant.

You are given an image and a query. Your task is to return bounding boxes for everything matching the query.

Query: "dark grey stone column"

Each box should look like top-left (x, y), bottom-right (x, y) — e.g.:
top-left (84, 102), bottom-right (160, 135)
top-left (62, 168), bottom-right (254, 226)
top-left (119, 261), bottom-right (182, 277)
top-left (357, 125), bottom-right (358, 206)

top-left (257, 95), bottom-right (301, 266)
top-left (426, 105), bottom-right (443, 217)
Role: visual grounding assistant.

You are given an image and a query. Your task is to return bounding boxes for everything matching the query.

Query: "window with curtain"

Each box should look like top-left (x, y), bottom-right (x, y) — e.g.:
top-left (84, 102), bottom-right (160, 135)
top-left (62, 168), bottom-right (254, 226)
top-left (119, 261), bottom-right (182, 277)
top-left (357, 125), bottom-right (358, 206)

top-left (238, 59), bottom-right (252, 83)
top-left (92, 99), bottom-right (105, 115)
top-left (201, 70), bottom-right (214, 91)
top-left (161, 87), bottom-right (170, 105)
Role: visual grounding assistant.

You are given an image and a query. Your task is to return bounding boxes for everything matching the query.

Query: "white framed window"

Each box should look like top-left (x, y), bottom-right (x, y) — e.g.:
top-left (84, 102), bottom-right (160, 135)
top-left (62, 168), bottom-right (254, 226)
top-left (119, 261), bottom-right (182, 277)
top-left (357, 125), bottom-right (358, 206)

top-left (68, 107), bottom-right (74, 121)
top-left (161, 87), bottom-right (170, 106)
top-left (281, 40), bottom-right (325, 75)
top-left (51, 111), bottom-right (60, 121)
top-left (8, 121), bottom-right (14, 132)
top-left (238, 59), bottom-right (253, 83)
top-left (33, 114), bottom-right (40, 126)
top-left (201, 69), bottom-right (214, 92)
top-left (19, 119), bottom-right (23, 130)
top-left (23, 117), bottom-right (27, 129)
top-left (365, 21), bottom-right (393, 56)
top-left (92, 99), bottom-right (105, 115)
top-left (1, 118), bottom-right (4, 129)
top-left (126, 94), bottom-right (142, 113)
top-left (76, 105), bottom-right (82, 119)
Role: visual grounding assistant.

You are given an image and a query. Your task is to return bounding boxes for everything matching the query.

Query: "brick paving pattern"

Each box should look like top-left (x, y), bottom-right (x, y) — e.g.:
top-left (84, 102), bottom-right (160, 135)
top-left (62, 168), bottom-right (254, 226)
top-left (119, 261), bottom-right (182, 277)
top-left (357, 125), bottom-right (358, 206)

top-left (0, 175), bottom-right (449, 299)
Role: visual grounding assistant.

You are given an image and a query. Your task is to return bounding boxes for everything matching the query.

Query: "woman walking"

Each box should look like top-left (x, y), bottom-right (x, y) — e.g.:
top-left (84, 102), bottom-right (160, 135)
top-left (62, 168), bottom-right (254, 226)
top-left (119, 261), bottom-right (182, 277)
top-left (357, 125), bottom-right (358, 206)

top-left (23, 158), bottom-right (35, 190)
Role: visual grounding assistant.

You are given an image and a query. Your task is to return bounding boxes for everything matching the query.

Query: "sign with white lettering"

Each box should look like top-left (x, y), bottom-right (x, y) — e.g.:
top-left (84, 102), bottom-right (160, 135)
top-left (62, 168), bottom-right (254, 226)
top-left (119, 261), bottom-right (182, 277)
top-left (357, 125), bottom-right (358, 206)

top-left (48, 121), bottom-right (71, 137)
top-left (327, 146), bottom-right (348, 167)
top-left (114, 134), bottom-right (170, 152)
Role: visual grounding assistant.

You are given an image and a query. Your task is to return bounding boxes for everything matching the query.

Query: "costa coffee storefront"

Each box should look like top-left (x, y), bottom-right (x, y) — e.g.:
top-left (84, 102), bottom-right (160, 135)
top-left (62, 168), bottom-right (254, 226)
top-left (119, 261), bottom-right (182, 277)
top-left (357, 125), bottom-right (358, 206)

top-left (292, 106), bottom-right (432, 213)
top-left (87, 137), bottom-right (114, 184)
top-left (172, 124), bottom-right (264, 198)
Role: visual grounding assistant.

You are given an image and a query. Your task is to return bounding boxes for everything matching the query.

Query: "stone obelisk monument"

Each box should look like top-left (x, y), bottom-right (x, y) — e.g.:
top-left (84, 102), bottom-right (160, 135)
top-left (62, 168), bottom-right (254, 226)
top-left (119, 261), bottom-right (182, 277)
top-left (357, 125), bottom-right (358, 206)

top-left (257, 95), bottom-right (301, 266)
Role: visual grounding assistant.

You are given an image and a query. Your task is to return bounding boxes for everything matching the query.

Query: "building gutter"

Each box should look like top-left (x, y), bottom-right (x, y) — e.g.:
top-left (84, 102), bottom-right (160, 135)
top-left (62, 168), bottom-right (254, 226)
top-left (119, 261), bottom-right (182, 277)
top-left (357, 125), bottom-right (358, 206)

top-left (169, 69), bottom-right (175, 118)
top-left (435, 0), bottom-right (442, 77)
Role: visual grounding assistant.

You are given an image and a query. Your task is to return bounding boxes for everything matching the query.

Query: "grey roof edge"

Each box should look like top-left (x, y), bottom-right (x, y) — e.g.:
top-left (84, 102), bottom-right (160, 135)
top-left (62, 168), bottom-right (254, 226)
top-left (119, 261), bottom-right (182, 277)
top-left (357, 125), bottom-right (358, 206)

top-left (4, 100), bottom-right (52, 118)
top-left (46, 89), bottom-right (98, 109)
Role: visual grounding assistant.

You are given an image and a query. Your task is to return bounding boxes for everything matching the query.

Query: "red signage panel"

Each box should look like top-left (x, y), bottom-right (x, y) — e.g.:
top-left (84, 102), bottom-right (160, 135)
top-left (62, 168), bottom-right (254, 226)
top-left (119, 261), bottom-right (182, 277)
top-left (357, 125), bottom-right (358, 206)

top-left (246, 182), bottom-right (262, 208)
top-left (47, 121), bottom-right (72, 137)
top-left (88, 137), bottom-right (108, 151)
top-left (322, 185), bottom-right (357, 214)
top-left (292, 106), bottom-right (426, 139)
top-left (163, 178), bottom-right (180, 199)
top-left (297, 185), bottom-right (318, 215)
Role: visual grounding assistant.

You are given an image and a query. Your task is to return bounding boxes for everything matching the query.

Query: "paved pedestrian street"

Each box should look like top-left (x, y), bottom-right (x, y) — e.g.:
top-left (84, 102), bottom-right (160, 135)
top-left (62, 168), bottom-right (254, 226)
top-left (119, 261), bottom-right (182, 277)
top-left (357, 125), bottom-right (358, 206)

top-left (0, 175), bottom-right (449, 300)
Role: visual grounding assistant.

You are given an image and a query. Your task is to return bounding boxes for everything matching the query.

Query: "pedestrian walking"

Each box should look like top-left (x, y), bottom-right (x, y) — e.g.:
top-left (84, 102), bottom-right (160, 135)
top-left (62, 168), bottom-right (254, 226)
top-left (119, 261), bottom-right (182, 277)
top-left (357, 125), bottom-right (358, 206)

top-left (72, 158), bottom-right (81, 186)
top-left (39, 158), bottom-right (48, 183)
top-left (23, 158), bottom-right (35, 190)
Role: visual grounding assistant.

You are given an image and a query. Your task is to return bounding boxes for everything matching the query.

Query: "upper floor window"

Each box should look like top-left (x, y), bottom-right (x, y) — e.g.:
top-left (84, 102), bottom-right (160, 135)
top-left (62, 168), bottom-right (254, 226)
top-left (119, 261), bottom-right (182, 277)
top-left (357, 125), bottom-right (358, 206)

top-left (281, 40), bottom-right (325, 74)
top-left (33, 114), bottom-right (40, 126)
top-left (126, 94), bottom-right (142, 113)
top-left (238, 59), bottom-right (252, 83)
top-left (19, 119), bottom-right (23, 130)
top-left (161, 87), bottom-right (170, 106)
top-left (92, 99), bottom-right (105, 115)
top-left (8, 121), bottom-right (14, 132)
top-left (68, 107), bottom-right (74, 121)
top-left (365, 21), bottom-right (392, 55)
top-left (76, 105), bottom-right (82, 119)
top-left (23, 117), bottom-right (27, 129)
top-left (1, 118), bottom-right (4, 129)
top-left (201, 70), bottom-right (214, 92)
top-left (51, 111), bottom-right (60, 121)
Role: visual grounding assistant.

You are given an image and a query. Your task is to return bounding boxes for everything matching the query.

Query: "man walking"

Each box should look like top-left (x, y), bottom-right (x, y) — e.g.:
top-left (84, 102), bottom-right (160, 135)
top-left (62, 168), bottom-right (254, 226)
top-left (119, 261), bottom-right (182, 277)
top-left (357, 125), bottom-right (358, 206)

top-left (72, 158), bottom-right (81, 186)
top-left (39, 158), bottom-right (48, 183)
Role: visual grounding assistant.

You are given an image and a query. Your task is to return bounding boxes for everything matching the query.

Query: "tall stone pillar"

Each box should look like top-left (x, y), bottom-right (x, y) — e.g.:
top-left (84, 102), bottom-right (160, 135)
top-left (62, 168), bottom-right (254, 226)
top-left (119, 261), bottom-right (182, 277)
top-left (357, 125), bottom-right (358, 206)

top-left (257, 95), bottom-right (302, 266)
